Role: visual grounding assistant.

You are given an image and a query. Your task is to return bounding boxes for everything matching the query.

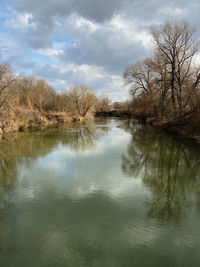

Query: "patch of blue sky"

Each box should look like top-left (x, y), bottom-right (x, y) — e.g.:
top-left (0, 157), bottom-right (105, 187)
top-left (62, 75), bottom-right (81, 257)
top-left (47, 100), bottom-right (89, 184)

top-left (0, 36), bottom-right (14, 62)
top-left (52, 35), bottom-right (74, 45)
top-left (52, 36), bottom-right (75, 55)
top-left (18, 68), bottom-right (33, 76)
top-left (0, 25), bottom-right (13, 35)
top-left (0, 0), bottom-right (9, 11)
top-left (53, 17), bottom-right (75, 46)
top-left (55, 17), bottom-right (63, 26)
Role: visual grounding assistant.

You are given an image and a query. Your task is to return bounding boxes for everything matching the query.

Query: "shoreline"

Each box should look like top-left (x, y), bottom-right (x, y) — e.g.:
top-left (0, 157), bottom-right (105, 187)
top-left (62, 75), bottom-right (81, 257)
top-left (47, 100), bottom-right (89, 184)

top-left (0, 109), bottom-right (92, 136)
top-left (1, 109), bottom-right (199, 144)
top-left (96, 111), bottom-right (200, 143)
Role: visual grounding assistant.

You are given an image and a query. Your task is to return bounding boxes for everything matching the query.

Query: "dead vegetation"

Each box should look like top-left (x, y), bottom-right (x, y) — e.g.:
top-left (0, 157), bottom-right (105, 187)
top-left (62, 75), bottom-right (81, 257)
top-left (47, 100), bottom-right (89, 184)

top-left (123, 22), bottom-right (200, 140)
top-left (0, 63), bottom-right (110, 134)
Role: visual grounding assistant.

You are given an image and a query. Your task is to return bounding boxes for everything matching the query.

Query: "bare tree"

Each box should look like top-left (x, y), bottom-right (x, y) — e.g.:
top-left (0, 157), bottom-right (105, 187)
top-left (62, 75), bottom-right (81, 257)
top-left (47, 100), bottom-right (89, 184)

top-left (65, 86), bottom-right (97, 118)
top-left (124, 21), bottom-right (200, 120)
top-left (17, 76), bottom-right (36, 108)
top-left (123, 58), bottom-right (155, 97)
top-left (0, 63), bottom-right (18, 109)
top-left (152, 22), bottom-right (200, 116)
top-left (96, 95), bottom-right (111, 112)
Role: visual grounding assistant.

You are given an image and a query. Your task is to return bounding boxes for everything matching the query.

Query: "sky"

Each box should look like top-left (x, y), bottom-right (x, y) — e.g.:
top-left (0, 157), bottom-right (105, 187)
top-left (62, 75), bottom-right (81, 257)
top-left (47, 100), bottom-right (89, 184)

top-left (0, 0), bottom-right (200, 101)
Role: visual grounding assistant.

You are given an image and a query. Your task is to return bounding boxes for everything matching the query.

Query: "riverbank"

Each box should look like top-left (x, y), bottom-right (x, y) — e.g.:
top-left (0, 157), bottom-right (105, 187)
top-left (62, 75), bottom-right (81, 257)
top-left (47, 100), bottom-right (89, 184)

top-left (0, 106), bottom-right (93, 135)
top-left (0, 110), bottom-right (68, 134)
top-left (1, 106), bottom-right (199, 143)
top-left (0, 70), bottom-right (99, 136)
top-left (161, 117), bottom-right (200, 143)
top-left (96, 110), bottom-right (200, 143)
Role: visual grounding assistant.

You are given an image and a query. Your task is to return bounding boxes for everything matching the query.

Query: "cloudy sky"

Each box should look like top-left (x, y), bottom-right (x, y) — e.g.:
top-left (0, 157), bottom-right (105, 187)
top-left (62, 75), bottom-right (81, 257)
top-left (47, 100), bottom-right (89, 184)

top-left (0, 0), bottom-right (199, 100)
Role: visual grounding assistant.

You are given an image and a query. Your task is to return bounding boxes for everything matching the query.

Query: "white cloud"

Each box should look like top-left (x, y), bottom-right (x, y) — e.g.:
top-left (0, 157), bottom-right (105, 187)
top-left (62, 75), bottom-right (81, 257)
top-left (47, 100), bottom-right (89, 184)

top-left (34, 62), bottom-right (128, 100)
top-left (38, 47), bottom-right (63, 57)
top-left (109, 15), bottom-right (153, 49)
top-left (74, 16), bottom-right (100, 32)
top-left (160, 6), bottom-right (186, 16)
top-left (5, 12), bottom-right (36, 29)
top-left (1, 0), bottom-right (200, 100)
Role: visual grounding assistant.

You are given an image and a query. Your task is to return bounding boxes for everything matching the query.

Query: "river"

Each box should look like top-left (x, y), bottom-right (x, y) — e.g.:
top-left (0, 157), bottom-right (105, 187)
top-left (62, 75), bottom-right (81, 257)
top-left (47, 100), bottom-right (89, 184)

top-left (0, 118), bottom-right (200, 267)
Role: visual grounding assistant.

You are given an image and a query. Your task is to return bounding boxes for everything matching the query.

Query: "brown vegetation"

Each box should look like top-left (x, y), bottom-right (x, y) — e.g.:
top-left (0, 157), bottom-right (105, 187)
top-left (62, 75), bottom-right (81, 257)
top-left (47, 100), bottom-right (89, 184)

top-left (0, 62), bottom-right (111, 134)
top-left (123, 22), bottom-right (200, 140)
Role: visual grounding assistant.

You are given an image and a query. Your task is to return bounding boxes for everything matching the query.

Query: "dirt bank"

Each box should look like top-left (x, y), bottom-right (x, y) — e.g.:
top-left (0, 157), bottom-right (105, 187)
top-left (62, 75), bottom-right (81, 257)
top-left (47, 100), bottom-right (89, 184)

top-left (0, 107), bottom-right (93, 135)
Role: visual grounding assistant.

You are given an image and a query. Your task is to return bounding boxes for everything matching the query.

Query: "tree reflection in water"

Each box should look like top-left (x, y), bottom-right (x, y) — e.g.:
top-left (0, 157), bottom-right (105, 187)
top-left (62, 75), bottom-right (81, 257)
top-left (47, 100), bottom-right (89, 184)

top-left (0, 119), bottom-right (110, 197)
top-left (121, 119), bottom-right (200, 223)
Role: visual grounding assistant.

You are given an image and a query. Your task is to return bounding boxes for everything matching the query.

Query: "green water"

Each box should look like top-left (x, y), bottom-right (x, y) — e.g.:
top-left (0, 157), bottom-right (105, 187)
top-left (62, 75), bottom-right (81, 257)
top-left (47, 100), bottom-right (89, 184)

top-left (0, 118), bottom-right (200, 267)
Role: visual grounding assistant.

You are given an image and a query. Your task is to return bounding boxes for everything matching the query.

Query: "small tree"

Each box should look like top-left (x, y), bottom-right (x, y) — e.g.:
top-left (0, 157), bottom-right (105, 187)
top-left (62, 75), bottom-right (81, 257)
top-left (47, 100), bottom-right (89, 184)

top-left (96, 95), bottom-right (111, 112)
top-left (65, 86), bottom-right (97, 117)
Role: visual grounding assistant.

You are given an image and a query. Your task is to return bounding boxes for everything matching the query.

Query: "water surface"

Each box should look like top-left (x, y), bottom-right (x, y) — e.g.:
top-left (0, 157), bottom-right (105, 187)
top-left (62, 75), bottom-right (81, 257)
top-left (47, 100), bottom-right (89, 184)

top-left (0, 118), bottom-right (200, 267)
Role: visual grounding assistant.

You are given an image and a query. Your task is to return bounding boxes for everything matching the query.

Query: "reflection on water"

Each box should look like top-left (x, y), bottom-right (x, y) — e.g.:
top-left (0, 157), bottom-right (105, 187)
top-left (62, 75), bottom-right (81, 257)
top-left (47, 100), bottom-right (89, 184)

top-left (121, 120), bottom-right (200, 224)
top-left (0, 120), bottom-right (110, 188)
top-left (0, 118), bottom-right (200, 267)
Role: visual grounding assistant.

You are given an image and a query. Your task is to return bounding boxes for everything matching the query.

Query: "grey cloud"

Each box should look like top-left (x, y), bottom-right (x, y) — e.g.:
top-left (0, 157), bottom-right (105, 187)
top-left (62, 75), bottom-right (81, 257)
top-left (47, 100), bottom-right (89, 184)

top-left (10, 56), bottom-right (36, 70)
top-left (59, 33), bottom-right (146, 74)
top-left (34, 64), bottom-right (73, 80)
top-left (14, 29), bottom-right (53, 49)
top-left (34, 63), bottom-right (111, 88)
top-left (3, 0), bottom-right (200, 100)
top-left (13, 0), bottom-right (133, 23)
top-left (10, 0), bottom-right (200, 53)
top-left (12, 0), bottom-right (194, 25)
top-left (56, 13), bottom-right (150, 74)
top-left (10, 0), bottom-right (199, 70)
top-left (36, 65), bottom-right (128, 100)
